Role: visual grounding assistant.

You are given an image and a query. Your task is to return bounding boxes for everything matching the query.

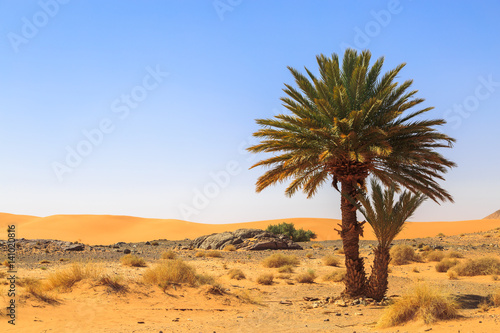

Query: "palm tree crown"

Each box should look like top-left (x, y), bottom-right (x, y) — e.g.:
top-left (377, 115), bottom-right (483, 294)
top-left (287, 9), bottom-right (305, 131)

top-left (248, 49), bottom-right (456, 202)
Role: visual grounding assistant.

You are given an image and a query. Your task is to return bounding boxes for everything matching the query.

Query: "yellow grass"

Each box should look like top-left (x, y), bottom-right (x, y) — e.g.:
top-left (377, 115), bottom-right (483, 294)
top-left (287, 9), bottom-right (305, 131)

top-left (46, 263), bottom-right (102, 290)
top-left (143, 260), bottom-right (202, 290)
top-left (262, 254), bottom-right (299, 268)
top-left (206, 250), bottom-right (222, 258)
top-left (435, 258), bottom-right (460, 273)
top-left (256, 273), bottom-right (274, 285)
top-left (277, 265), bottom-right (295, 273)
top-left (161, 250), bottom-right (176, 260)
top-left (322, 255), bottom-right (341, 267)
top-left (223, 244), bottom-right (236, 251)
top-left (377, 283), bottom-right (459, 327)
top-left (450, 257), bottom-right (500, 276)
top-left (228, 268), bottom-right (246, 280)
top-left (296, 270), bottom-right (316, 283)
top-left (322, 270), bottom-right (346, 282)
top-left (390, 245), bottom-right (422, 265)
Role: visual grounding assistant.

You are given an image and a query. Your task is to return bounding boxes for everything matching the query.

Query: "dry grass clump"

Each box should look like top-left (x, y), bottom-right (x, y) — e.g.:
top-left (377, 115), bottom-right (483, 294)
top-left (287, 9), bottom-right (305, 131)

top-left (277, 265), bottom-right (295, 273)
top-left (206, 250), bottom-right (222, 258)
top-left (46, 263), bottom-right (101, 290)
top-left (143, 259), bottom-right (206, 290)
top-left (446, 251), bottom-right (463, 259)
top-left (425, 250), bottom-right (445, 262)
top-left (447, 270), bottom-right (459, 280)
top-left (120, 254), bottom-right (147, 267)
top-left (435, 258), bottom-right (459, 273)
top-left (335, 247), bottom-right (345, 255)
top-left (22, 279), bottom-right (59, 304)
top-left (256, 273), bottom-right (274, 285)
top-left (305, 253), bottom-right (313, 259)
top-left (322, 255), bottom-right (341, 267)
top-left (195, 251), bottom-right (206, 258)
top-left (296, 270), bottom-right (316, 283)
top-left (228, 268), bottom-right (246, 280)
top-left (311, 243), bottom-right (323, 249)
top-left (161, 250), bottom-right (176, 260)
top-left (39, 260), bottom-right (50, 264)
top-left (490, 289), bottom-right (500, 307)
top-left (436, 233), bottom-right (446, 237)
top-left (390, 245), bottom-right (422, 265)
top-left (262, 254), bottom-right (299, 268)
top-left (322, 270), bottom-right (346, 282)
top-left (97, 275), bottom-right (127, 293)
top-left (234, 290), bottom-right (262, 305)
top-left (377, 283), bottom-right (459, 327)
top-left (450, 257), bottom-right (500, 276)
top-left (223, 244), bottom-right (236, 251)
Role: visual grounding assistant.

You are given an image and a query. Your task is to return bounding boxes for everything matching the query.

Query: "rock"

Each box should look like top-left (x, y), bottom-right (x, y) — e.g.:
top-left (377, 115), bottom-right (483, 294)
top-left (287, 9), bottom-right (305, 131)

top-left (123, 249), bottom-right (131, 254)
top-left (334, 300), bottom-right (347, 307)
top-left (145, 241), bottom-right (151, 245)
top-left (190, 229), bottom-right (303, 251)
top-left (63, 244), bottom-right (85, 251)
top-left (355, 312), bottom-right (363, 316)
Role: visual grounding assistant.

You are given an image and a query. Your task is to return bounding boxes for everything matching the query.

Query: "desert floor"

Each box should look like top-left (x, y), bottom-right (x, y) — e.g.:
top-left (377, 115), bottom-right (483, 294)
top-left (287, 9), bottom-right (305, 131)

top-left (2, 227), bottom-right (500, 333)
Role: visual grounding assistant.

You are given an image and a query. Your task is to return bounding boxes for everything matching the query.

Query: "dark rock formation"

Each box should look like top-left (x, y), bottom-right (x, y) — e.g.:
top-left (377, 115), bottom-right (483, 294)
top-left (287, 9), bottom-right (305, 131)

top-left (190, 229), bottom-right (302, 251)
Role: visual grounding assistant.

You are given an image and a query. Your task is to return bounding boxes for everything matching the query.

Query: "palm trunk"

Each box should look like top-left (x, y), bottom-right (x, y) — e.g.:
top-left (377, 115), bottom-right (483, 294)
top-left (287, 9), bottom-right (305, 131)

top-left (340, 180), bottom-right (366, 298)
top-left (366, 246), bottom-right (390, 301)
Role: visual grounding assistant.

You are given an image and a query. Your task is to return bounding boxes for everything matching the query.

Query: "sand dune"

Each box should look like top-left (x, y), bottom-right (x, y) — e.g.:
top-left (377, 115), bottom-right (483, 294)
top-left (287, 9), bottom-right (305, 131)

top-left (1, 212), bottom-right (500, 245)
top-left (484, 209), bottom-right (500, 219)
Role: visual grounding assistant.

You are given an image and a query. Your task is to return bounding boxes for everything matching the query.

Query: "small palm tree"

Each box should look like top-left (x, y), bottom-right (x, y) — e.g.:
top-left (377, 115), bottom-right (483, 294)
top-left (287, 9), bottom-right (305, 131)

top-left (354, 179), bottom-right (426, 301)
top-left (248, 49), bottom-right (455, 297)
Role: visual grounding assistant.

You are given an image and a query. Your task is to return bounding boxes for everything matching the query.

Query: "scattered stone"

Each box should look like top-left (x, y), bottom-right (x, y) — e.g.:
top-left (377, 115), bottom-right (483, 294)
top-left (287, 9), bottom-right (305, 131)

top-left (123, 249), bottom-right (131, 254)
top-left (334, 300), bottom-right (347, 307)
top-left (355, 312), bottom-right (363, 316)
top-left (63, 244), bottom-right (85, 251)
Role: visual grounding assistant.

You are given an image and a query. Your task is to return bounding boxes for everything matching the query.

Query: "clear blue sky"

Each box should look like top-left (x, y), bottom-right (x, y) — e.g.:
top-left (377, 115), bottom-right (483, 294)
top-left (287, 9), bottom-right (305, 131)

top-left (1, 0), bottom-right (499, 223)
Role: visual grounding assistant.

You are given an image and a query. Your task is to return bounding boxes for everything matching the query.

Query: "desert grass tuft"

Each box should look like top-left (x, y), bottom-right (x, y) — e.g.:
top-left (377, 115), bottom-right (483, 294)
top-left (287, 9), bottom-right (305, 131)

top-left (206, 250), bottom-right (222, 258)
top-left (296, 270), bottom-right (316, 283)
top-left (23, 279), bottom-right (59, 304)
top-left (425, 250), bottom-right (445, 262)
top-left (447, 270), bottom-right (459, 280)
top-left (335, 247), bottom-right (345, 255)
top-left (390, 245), bottom-right (422, 265)
top-left (445, 251), bottom-right (463, 259)
top-left (262, 254), bottom-right (299, 268)
top-left (377, 283), bottom-right (459, 327)
top-left (435, 258), bottom-right (459, 273)
top-left (311, 243), bottom-right (323, 249)
top-left (120, 254), bottom-right (147, 267)
top-left (277, 265), bottom-right (295, 273)
top-left (450, 257), bottom-right (500, 276)
top-left (305, 253), bottom-right (313, 259)
top-left (234, 290), bottom-right (262, 305)
top-left (490, 289), bottom-right (500, 307)
top-left (161, 250), bottom-right (176, 260)
top-left (322, 270), bottom-right (346, 282)
top-left (46, 263), bottom-right (101, 291)
top-left (322, 255), bottom-right (340, 267)
top-left (223, 244), bottom-right (236, 251)
top-left (195, 251), bottom-right (206, 258)
top-left (97, 275), bottom-right (127, 293)
top-left (143, 259), bottom-right (205, 291)
top-left (39, 260), bottom-right (50, 264)
top-left (256, 273), bottom-right (274, 285)
top-left (228, 268), bottom-right (246, 280)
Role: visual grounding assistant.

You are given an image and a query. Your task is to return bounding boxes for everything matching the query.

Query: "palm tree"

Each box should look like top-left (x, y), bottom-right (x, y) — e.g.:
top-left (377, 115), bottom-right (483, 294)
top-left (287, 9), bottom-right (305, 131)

top-left (353, 179), bottom-right (426, 301)
top-left (247, 49), bottom-right (455, 298)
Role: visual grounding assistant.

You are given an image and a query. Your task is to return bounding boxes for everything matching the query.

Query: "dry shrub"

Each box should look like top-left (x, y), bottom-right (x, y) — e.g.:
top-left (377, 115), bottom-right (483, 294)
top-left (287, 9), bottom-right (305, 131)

top-left (435, 258), bottom-right (459, 273)
top-left (161, 250), bottom-right (176, 260)
top-left (311, 243), bottom-right (323, 249)
top-left (296, 270), bottom-right (316, 283)
top-left (277, 265), bottom-right (295, 273)
top-left (23, 279), bottom-right (59, 304)
top-left (276, 273), bottom-right (291, 279)
top-left (377, 283), bottom-right (459, 327)
top-left (234, 290), bottom-right (262, 305)
top-left (206, 251), bottom-right (222, 258)
top-left (46, 263), bottom-right (101, 290)
top-left (421, 245), bottom-right (432, 252)
top-left (305, 253), bottom-right (313, 259)
top-left (390, 245), bottom-right (422, 265)
top-left (256, 273), bottom-right (274, 285)
top-left (446, 251), bottom-right (463, 259)
top-left (335, 247), bottom-right (345, 255)
top-left (450, 257), bottom-right (500, 276)
top-left (322, 270), bottom-right (346, 282)
top-left (195, 251), bottom-right (206, 258)
top-left (39, 260), bottom-right (50, 264)
top-left (425, 250), bottom-right (445, 262)
top-left (447, 270), bottom-right (458, 280)
top-left (490, 289), bottom-right (500, 307)
top-left (322, 255), bottom-right (340, 267)
top-left (143, 260), bottom-right (203, 290)
top-left (120, 254), bottom-right (147, 267)
top-left (223, 244), bottom-right (236, 251)
top-left (228, 269), bottom-right (246, 280)
top-left (262, 254), bottom-right (299, 268)
top-left (436, 233), bottom-right (446, 237)
top-left (97, 275), bottom-right (127, 292)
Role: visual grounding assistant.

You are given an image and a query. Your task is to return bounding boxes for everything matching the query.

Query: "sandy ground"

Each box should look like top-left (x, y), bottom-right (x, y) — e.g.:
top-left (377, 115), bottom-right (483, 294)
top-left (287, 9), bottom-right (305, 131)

top-left (1, 213), bottom-right (500, 332)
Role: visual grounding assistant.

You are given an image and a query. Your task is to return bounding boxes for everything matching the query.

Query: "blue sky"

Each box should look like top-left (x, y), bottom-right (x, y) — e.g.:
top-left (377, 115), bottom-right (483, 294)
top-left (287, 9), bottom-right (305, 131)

top-left (1, 0), bottom-right (499, 223)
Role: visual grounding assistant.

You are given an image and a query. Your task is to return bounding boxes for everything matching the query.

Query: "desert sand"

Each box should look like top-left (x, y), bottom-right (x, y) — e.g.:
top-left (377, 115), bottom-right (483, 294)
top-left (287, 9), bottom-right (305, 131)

top-left (1, 212), bottom-right (500, 332)
top-left (2, 212), bottom-right (500, 244)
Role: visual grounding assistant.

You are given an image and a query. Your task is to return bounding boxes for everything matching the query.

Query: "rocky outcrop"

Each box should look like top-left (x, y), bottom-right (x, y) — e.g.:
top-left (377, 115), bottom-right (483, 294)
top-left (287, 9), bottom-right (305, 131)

top-left (484, 209), bottom-right (500, 219)
top-left (190, 229), bottom-right (303, 251)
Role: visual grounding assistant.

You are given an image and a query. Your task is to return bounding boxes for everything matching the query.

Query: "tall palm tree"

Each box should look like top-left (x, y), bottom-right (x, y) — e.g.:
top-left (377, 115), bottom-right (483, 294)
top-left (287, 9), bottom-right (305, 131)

top-left (247, 49), bottom-right (455, 298)
top-left (353, 179), bottom-right (426, 301)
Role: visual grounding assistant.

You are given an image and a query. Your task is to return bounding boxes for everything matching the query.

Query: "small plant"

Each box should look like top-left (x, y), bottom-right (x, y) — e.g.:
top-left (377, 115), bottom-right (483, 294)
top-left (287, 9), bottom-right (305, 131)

top-left (377, 283), bottom-right (459, 327)
top-left (266, 222), bottom-right (317, 242)
top-left (256, 273), bottom-right (274, 285)
top-left (311, 243), bottom-right (323, 249)
top-left (390, 245), bottom-right (422, 265)
top-left (234, 290), bottom-right (262, 305)
top-left (39, 260), bottom-right (50, 264)
top-left (492, 274), bottom-right (499, 281)
top-left (277, 265), bottom-right (294, 273)
top-left (445, 251), bottom-right (463, 259)
top-left (450, 257), bottom-right (500, 276)
top-left (161, 250), bottom-right (176, 260)
top-left (46, 263), bottom-right (102, 291)
top-left (97, 275), bottom-right (127, 293)
top-left (223, 244), bottom-right (236, 251)
top-left (490, 289), bottom-right (500, 307)
top-left (412, 267), bottom-right (420, 273)
top-left (228, 268), bottom-right (246, 280)
top-left (322, 270), bottom-right (346, 282)
top-left (40, 266), bottom-right (47, 270)
top-left (305, 253), bottom-right (313, 259)
top-left (478, 300), bottom-right (490, 312)
top-left (262, 254), bottom-right (299, 268)
top-left (435, 258), bottom-right (459, 273)
top-left (421, 245), bottom-right (432, 252)
top-left (436, 233), bottom-right (446, 238)
top-left (120, 254), bottom-right (147, 267)
top-left (23, 279), bottom-right (59, 304)
top-left (296, 270), bottom-right (316, 283)
top-left (425, 250), bottom-right (445, 262)
top-left (335, 247), bottom-right (345, 255)
top-left (195, 251), bottom-right (206, 258)
top-left (322, 255), bottom-right (340, 267)
top-left (447, 270), bottom-right (458, 280)
top-left (143, 259), bottom-right (205, 290)
top-left (206, 250), bottom-right (222, 258)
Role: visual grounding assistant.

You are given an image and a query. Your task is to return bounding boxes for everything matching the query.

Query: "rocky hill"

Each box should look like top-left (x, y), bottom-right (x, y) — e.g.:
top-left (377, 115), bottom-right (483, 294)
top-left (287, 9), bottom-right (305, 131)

top-left (484, 209), bottom-right (500, 219)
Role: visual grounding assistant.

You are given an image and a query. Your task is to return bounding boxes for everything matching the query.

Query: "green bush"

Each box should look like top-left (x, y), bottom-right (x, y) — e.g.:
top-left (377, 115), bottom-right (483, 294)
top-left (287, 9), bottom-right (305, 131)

top-left (266, 222), bottom-right (317, 242)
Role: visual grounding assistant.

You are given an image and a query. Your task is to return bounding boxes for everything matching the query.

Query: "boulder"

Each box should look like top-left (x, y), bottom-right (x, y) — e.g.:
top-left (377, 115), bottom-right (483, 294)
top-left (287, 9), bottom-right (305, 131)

top-left (63, 244), bottom-right (85, 251)
top-left (190, 229), bottom-right (302, 251)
